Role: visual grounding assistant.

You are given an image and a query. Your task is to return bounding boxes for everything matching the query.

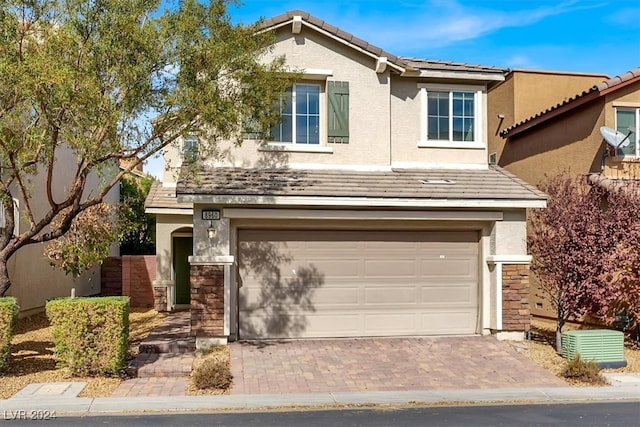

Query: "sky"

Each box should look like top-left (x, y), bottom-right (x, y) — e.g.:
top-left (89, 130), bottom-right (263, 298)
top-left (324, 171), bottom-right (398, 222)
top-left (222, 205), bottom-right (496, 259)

top-left (146, 0), bottom-right (640, 177)
top-left (230, 0), bottom-right (640, 77)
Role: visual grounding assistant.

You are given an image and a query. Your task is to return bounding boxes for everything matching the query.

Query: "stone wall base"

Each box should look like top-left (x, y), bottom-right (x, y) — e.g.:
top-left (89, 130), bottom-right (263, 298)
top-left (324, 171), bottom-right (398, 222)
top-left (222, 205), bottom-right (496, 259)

top-left (502, 264), bottom-right (531, 332)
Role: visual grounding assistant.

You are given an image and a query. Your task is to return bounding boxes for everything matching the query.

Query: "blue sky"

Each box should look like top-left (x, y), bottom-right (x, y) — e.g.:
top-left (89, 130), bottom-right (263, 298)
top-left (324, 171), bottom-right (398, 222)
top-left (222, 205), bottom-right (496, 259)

top-left (230, 0), bottom-right (640, 77)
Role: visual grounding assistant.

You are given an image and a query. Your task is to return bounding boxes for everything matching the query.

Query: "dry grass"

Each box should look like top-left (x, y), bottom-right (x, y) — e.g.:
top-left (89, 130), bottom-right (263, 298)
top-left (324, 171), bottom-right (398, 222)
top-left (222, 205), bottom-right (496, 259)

top-left (0, 307), bottom-right (165, 399)
top-left (187, 346), bottom-right (231, 396)
top-left (507, 318), bottom-right (640, 386)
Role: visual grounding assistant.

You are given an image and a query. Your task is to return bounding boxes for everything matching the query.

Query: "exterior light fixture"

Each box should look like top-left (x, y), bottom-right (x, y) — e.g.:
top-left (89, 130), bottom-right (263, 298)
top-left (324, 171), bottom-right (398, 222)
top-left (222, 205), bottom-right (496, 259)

top-left (202, 209), bottom-right (221, 240)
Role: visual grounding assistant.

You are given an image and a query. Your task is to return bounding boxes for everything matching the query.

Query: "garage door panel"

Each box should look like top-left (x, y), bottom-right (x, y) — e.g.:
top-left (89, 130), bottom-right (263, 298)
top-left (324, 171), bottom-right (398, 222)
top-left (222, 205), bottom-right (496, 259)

top-left (421, 286), bottom-right (476, 304)
top-left (364, 259), bottom-right (417, 277)
top-left (365, 287), bottom-right (417, 304)
top-left (239, 229), bottom-right (479, 339)
top-left (420, 311), bottom-right (476, 334)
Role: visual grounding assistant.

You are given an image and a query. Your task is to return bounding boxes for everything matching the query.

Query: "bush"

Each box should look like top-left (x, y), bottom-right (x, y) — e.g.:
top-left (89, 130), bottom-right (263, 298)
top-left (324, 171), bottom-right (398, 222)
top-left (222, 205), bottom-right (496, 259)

top-left (0, 297), bottom-right (19, 373)
top-left (46, 296), bottom-right (130, 376)
top-left (192, 355), bottom-right (232, 390)
top-left (562, 354), bottom-right (606, 384)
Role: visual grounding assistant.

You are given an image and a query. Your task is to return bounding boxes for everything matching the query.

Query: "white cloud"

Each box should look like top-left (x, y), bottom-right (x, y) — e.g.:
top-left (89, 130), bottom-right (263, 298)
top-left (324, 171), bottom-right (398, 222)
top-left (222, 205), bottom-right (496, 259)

top-left (339, 0), bottom-right (606, 49)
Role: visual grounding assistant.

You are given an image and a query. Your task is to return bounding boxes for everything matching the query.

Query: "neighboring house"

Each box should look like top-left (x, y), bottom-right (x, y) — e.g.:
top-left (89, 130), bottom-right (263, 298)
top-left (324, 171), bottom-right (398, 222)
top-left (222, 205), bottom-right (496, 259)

top-left (4, 145), bottom-right (120, 314)
top-left (490, 67), bottom-right (640, 318)
top-left (146, 10), bottom-right (547, 346)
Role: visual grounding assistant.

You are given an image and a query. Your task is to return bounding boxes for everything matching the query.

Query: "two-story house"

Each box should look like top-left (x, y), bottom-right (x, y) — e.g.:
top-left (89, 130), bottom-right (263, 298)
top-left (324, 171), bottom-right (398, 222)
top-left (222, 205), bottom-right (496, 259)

top-left (489, 67), bottom-right (640, 319)
top-left (145, 11), bottom-right (546, 347)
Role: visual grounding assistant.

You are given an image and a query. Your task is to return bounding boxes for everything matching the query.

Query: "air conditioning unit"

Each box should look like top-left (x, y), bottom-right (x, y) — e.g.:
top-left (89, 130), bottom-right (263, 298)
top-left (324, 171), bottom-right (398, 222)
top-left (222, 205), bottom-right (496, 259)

top-left (562, 329), bottom-right (627, 369)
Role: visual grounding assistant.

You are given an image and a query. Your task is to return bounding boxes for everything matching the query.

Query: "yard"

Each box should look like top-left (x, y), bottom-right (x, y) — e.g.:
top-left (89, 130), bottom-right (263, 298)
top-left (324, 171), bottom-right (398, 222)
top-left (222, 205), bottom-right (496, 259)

top-left (508, 318), bottom-right (640, 385)
top-left (0, 308), bottom-right (165, 399)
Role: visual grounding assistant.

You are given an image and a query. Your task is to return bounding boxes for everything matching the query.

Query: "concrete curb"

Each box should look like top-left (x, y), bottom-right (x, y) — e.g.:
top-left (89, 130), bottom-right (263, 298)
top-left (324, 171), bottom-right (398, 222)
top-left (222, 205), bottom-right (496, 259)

top-left (1, 386), bottom-right (639, 415)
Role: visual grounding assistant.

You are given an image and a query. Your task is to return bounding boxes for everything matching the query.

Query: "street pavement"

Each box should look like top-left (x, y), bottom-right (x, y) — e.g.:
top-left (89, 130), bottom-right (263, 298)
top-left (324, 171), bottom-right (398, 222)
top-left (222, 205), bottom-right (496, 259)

top-left (0, 380), bottom-right (639, 415)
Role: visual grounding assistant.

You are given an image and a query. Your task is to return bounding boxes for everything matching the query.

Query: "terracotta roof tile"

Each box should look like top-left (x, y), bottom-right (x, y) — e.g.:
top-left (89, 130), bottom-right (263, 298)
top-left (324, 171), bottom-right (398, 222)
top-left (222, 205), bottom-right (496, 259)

top-left (501, 67), bottom-right (640, 137)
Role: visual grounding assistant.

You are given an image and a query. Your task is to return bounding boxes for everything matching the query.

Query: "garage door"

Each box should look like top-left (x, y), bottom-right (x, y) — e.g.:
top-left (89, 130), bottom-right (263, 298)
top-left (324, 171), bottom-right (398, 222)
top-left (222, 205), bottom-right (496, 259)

top-left (238, 229), bottom-right (478, 339)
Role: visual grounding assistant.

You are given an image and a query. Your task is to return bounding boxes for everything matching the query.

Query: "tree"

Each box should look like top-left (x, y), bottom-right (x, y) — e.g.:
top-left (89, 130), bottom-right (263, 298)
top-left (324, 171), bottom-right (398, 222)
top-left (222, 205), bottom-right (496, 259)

top-left (529, 173), bottom-right (640, 351)
top-left (119, 173), bottom-right (155, 255)
top-left (0, 0), bottom-right (294, 295)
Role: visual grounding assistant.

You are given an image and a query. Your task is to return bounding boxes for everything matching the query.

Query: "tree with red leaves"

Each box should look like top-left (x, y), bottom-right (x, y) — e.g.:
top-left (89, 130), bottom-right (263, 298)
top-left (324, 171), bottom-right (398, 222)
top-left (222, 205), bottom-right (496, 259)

top-left (528, 173), bottom-right (640, 352)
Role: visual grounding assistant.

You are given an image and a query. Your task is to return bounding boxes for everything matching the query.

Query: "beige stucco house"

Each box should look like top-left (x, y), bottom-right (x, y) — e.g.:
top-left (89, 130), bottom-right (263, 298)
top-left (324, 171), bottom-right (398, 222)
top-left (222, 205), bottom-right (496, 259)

top-left (490, 67), bottom-right (640, 318)
top-left (146, 11), bottom-right (547, 346)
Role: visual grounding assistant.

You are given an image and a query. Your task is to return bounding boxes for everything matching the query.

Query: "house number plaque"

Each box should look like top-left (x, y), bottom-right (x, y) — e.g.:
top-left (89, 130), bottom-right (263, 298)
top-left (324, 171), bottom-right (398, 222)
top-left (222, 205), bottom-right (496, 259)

top-left (202, 209), bottom-right (221, 221)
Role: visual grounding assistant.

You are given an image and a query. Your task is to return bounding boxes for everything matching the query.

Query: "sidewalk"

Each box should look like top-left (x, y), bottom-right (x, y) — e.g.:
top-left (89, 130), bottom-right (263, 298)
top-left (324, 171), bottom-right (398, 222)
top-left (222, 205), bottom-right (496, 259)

top-left (1, 382), bottom-right (638, 415)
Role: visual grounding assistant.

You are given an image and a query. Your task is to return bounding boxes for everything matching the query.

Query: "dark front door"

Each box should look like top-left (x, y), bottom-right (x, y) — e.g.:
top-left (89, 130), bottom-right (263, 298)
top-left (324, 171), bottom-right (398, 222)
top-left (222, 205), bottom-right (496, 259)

top-left (173, 236), bottom-right (193, 305)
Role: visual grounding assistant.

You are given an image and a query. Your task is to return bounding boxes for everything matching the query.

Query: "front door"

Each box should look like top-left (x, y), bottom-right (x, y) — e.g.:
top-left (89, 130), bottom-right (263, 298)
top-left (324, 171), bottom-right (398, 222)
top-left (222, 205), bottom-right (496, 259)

top-left (173, 236), bottom-right (193, 306)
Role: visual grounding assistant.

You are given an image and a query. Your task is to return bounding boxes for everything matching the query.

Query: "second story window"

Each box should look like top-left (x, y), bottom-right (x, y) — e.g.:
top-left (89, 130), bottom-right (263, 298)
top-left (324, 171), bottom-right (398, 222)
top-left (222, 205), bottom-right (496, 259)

top-left (419, 84), bottom-right (484, 149)
top-left (616, 107), bottom-right (639, 157)
top-left (183, 135), bottom-right (198, 163)
top-left (271, 84), bottom-right (320, 145)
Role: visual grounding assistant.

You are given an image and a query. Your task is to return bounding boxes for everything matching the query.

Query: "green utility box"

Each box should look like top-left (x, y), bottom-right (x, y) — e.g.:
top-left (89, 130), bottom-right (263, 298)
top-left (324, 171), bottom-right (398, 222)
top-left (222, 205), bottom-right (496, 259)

top-left (562, 329), bottom-right (627, 369)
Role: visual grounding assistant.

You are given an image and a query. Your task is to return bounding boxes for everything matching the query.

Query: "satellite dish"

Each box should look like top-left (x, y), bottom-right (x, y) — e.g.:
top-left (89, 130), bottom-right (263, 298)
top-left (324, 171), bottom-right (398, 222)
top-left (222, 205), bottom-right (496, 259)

top-left (600, 126), bottom-right (632, 149)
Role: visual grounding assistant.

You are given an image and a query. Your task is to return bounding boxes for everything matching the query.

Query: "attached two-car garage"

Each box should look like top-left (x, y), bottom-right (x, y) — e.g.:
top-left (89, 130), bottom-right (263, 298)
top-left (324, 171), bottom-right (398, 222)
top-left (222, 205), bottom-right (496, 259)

top-left (238, 229), bottom-right (479, 339)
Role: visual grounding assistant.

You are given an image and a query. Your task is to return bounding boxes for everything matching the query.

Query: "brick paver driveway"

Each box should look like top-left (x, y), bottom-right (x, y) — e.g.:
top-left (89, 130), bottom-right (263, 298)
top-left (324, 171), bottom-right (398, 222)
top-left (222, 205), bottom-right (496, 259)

top-left (230, 336), bottom-right (567, 394)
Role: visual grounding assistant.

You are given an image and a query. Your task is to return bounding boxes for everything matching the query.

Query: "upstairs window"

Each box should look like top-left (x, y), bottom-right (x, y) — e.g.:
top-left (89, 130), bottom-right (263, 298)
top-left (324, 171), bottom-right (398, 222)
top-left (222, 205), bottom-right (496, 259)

top-left (616, 108), bottom-right (639, 157)
top-left (183, 135), bottom-right (198, 163)
top-left (271, 84), bottom-right (320, 145)
top-left (419, 84), bottom-right (484, 148)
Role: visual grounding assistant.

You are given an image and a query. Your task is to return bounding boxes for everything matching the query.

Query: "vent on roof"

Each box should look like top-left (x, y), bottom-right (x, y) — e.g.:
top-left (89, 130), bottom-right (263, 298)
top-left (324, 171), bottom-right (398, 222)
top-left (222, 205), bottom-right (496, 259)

top-left (489, 152), bottom-right (497, 165)
top-left (420, 179), bottom-right (455, 185)
top-left (562, 330), bottom-right (627, 369)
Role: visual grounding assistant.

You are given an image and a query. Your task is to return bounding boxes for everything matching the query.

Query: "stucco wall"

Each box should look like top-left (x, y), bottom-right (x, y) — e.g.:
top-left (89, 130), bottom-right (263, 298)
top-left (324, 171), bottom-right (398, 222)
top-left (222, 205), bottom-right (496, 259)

top-left (488, 70), bottom-right (609, 168)
top-left (499, 100), bottom-right (606, 187)
top-left (153, 214), bottom-right (193, 283)
top-left (5, 144), bottom-right (119, 312)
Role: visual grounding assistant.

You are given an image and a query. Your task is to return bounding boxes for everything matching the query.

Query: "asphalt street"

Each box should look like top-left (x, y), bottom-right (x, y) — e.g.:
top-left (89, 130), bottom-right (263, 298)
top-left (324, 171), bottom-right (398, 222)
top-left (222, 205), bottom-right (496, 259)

top-left (2, 401), bottom-right (639, 426)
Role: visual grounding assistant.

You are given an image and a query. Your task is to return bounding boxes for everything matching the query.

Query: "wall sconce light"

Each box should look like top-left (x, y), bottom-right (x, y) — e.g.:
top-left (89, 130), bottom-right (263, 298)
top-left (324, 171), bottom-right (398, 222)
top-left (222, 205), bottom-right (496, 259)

top-left (207, 227), bottom-right (216, 239)
top-left (202, 209), bottom-right (221, 240)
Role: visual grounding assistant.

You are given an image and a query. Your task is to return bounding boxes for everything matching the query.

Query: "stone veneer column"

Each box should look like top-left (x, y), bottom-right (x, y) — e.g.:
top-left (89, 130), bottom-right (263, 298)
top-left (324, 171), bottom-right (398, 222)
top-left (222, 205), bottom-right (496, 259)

top-left (152, 286), bottom-right (168, 312)
top-left (190, 264), bottom-right (225, 337)
top-left (501, 264), bottom-right (531, 332)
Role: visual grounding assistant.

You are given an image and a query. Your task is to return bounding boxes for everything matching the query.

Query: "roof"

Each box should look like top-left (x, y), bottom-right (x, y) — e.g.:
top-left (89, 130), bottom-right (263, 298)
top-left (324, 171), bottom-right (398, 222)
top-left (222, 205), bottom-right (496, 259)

top-left (145, 181), bottom-right (192, 212)
top-left (501, 67), bottom-right (640, 138)
top-left (588, 173), bottom-right (640, 193)
top-left (259, 10), bottom-right (505, 78)
top-left (401, 58), bottom-right (507, 75)
top-left (176, 166), bottom-right (546, 208)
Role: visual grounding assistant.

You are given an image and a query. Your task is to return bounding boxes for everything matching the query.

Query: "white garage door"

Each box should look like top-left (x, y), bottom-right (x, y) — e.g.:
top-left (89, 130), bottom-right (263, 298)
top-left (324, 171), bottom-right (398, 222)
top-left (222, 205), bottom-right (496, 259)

top-left (238, 229), bottom-right (479, 339)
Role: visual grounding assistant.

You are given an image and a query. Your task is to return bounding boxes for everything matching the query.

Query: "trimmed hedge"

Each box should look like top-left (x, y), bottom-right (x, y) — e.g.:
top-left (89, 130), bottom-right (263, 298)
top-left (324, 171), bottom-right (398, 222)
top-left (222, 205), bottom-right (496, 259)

top-left (0, 297), bottom-right (19, 373)
top-left (46, 296), bottom-right (130, 376)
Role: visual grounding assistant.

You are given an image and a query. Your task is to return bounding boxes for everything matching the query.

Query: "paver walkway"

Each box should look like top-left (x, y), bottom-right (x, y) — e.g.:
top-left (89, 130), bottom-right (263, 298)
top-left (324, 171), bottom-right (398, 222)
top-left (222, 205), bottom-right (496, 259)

top-left (112, 311), bottom-right (194, 397)
top-left (230, 336), bottom-right (568, 394)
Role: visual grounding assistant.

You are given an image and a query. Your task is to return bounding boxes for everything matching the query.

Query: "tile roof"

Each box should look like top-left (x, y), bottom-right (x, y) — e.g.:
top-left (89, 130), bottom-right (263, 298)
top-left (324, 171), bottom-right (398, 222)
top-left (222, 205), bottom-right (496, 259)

top-left (259, 10), bottom-right (504, 75)
top-left (501, 67), bottom-right (640, 137)
top-left (176, 166), bottom-right (546, 204)
top-left (400, 58), bottom-right (507, 75)
top-left (145, 181), bottom-right (192, 211)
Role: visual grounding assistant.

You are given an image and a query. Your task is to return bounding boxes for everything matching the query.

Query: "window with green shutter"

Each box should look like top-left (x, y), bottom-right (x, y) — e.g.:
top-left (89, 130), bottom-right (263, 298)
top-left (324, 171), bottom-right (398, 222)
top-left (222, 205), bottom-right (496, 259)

top-left (327, 81), bottom-right (349, 144)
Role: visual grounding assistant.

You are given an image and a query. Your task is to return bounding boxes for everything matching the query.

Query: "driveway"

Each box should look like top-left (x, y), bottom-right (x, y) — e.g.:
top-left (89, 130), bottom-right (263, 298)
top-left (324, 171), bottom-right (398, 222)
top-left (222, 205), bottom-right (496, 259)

top-left (229, 336), bottom-right (567, 394)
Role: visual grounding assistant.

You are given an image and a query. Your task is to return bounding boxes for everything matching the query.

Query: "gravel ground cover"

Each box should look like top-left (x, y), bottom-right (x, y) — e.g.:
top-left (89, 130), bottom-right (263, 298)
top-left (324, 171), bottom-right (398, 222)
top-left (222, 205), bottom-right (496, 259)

top-left (0, 307), bottom-right (165, 399)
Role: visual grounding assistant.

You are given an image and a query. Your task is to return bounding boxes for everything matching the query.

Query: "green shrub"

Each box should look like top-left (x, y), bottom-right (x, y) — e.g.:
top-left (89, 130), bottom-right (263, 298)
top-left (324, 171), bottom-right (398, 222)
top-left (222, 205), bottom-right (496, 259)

top-left (0, 297), bottom-right (19, 373)
top-left (192, 355), bottom-right (232, 390)
top-left (46, 296), bottom-right (129, 376)
top-left (562, 354), bottom-right (606, 385)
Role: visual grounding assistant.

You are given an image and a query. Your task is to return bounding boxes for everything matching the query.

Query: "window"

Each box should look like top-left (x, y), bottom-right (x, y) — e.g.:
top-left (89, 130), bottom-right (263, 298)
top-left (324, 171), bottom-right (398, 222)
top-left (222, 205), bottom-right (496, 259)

top-left (183, 135), bottom-right (198, 163)
top-left (616, 108), bottom-right (639, 157)
top-left (419, 84), bottom-right (484, 148)
top-left (271, 84), bottom-right (320, 145)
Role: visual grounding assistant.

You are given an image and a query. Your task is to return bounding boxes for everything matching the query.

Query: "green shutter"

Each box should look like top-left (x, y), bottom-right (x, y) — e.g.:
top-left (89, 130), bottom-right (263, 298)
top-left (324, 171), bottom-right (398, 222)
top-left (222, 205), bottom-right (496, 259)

top-left (327, 81), bottom-right (349, 144)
